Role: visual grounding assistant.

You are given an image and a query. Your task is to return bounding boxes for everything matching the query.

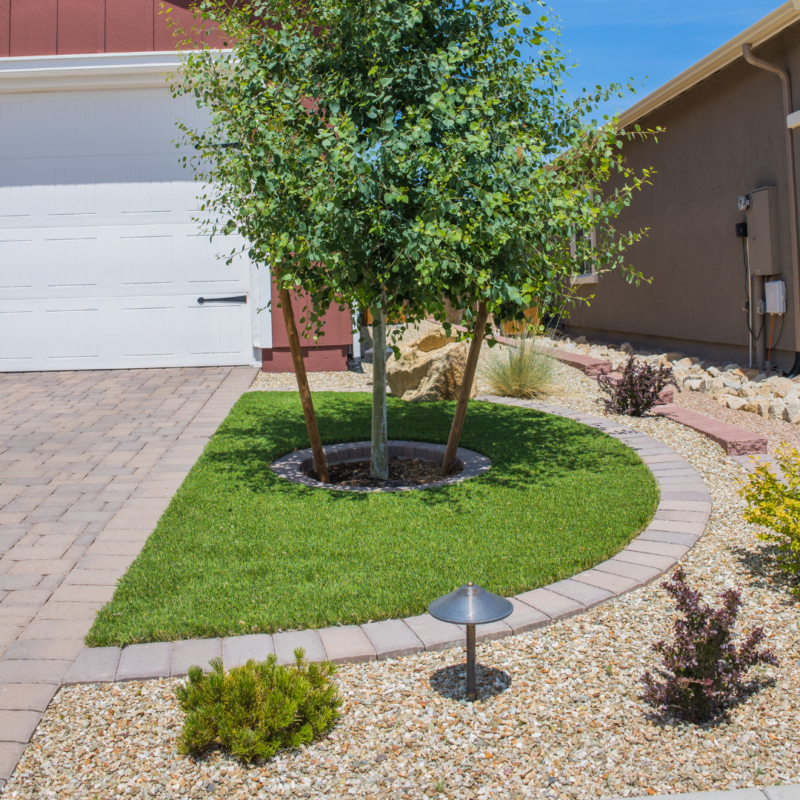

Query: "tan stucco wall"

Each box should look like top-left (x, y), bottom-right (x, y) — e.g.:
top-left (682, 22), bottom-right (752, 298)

top-left (566, 21), bottom-right (800, 370)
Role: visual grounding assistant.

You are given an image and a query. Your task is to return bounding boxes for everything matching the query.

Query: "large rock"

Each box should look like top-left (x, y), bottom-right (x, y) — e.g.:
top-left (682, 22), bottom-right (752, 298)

top-left (724, 396), bottom-right (749, 411)
top-left (769, 399), bottom-right (786, 420)
top-left (411, 328), bottom-right (456, 353)
top-left (386, 341), bottom-right (476, 402)
top-left (784, 400), bottom-right (800, 424)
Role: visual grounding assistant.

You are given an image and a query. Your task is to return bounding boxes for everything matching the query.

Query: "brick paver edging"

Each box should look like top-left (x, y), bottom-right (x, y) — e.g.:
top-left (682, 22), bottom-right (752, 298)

top-left (271, 441), bottom-right (491, 492)
top-left (63, 395), bottom-right (711, 685)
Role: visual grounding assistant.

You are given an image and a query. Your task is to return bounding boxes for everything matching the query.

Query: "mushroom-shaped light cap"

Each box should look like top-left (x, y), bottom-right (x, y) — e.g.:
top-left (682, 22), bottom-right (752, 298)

top-left (428, 582), bottom-right (513, 626)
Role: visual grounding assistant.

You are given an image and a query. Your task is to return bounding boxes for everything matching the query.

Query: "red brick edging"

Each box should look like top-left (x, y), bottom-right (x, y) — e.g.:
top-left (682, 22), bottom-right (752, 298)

top-left (62, 396), bottom-right (711, 684)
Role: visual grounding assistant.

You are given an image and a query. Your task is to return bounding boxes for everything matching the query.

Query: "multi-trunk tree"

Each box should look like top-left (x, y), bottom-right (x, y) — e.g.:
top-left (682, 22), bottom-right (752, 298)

top-left (170, 0), bottom-right (656, 479)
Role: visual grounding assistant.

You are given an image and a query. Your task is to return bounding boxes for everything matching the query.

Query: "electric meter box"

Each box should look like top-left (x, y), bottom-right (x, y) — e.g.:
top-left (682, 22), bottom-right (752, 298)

top-left (747, 186), bottom-right (781, 276)
top-left (765, 279), bottom-right (787, 315)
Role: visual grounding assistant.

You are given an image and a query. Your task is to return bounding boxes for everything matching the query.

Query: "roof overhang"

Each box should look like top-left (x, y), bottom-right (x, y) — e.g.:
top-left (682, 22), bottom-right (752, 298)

top-left (0, 50), bottom-right (228, 94)
top-left (619, 0), bottom-right (800, 128)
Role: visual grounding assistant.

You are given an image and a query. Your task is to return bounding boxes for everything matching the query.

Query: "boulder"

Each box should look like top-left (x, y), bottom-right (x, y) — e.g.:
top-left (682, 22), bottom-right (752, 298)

top-left (722, 363), bottom-right (741, 372)
top-left (674, 358), bottom-right (693, 370)
top-left (738, 386), bottom-right (757, 398)
top-left (769, 399), bottom-right (787, 420)
top-left (620, 342), bottom-right (634, 355)
top-left (707, 376), bottom-right (725, 394)
top-left (742, 401), bottom-right (760, 414)
top-left (766, 376), bottom-right (795, 394)
top-left (574, 336), bottom-right (588, 345)
top-left (757, 399), bottom-right (771, 417)
top-left (664, 352), bottom-right (685, 363)
top-left (785, 401), bottom-right (800, 424)
top-left (741, 368), bottom-right (760, 380)
top-left (725, 396), bottom-right (750, 411)
top-left (410, 328), bottom-right (456, 353)
top-left (386, 341), bottom-right (475, 402)
top-left (684, 378), bottom-right (705, 392)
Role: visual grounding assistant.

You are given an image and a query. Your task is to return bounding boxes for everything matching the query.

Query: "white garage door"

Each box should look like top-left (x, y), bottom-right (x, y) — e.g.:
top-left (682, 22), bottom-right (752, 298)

top-left (0, 85), bottom-right (255, 371)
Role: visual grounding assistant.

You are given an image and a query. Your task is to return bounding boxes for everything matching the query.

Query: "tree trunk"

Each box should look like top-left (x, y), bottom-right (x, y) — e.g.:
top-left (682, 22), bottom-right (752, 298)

top-left (278, 286), bottom-right (329, 483)
top-left (441, 301), bottom-right (490, 476)
top-left (370, 298), bottom-right (389, 480)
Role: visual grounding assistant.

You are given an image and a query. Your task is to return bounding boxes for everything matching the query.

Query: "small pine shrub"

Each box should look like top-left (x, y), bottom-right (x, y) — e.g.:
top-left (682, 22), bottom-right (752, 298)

top-left (480, 325), bottom-right (556, 399)
top-left (598, 354), bottom-right (675, 416)
top-left (739, 444), bottom-right (800, 594)
top-left (641, 567), bottom-right (778, 722)
top-left (176, 650), bottom-right (341, 763)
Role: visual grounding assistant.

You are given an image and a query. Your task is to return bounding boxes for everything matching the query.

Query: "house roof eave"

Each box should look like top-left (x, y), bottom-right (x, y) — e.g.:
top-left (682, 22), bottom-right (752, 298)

top-left (618, 0), bottom-right (800, 129)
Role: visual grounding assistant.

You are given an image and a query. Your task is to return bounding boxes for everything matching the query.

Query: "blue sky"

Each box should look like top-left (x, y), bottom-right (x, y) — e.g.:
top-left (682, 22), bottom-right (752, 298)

top-left (520, 0), bottom-right (784, 120)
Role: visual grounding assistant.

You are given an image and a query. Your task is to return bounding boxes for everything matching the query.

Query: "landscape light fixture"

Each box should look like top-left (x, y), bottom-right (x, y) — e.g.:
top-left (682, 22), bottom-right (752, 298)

top-left (428, 583), bottom-right (513, 701)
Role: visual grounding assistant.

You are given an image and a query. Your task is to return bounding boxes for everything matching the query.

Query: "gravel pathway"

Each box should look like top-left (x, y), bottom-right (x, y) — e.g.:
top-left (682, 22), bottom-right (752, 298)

top-left (4, 369), bottom-right (799, 800)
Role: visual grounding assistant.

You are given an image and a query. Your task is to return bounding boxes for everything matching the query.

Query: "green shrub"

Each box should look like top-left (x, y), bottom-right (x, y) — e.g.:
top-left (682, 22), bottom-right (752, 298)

top-left (480, 326), bottom-right (556, 399)
top-left (176, 650), bottom-right (341, 763)
top-left (740, 445), bottom-right (800, 594)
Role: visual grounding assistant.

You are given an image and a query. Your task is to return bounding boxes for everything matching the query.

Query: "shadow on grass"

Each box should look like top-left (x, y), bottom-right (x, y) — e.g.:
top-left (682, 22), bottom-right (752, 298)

top-left (429, 662), bottom-right (512, 702)
top-left (203, 394), bottom-right (648, 508)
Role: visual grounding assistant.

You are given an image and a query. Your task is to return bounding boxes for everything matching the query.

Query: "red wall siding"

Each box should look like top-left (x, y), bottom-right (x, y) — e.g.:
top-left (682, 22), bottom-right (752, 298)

top-left (10, 0), bottom-right (56, 56)
top-left (105, 0), bottom-right (153, 53)
top-left (0, 0), bottom-right (10, 57)
top-left (1, 0), bottom-right (208, 56)
top-left (265, 281), bottom-right (352, 372)
top-left (57, 0), bottom-right (104, 54)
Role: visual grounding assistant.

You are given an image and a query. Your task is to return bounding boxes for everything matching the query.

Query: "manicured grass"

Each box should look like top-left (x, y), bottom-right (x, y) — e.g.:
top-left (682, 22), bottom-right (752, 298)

top-left (87, 393), bottom-right (659, 647)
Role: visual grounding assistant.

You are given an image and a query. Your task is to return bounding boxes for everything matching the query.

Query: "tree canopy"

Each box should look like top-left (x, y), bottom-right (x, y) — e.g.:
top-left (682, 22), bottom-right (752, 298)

top-left (169, 0), bottom-right (655, 336)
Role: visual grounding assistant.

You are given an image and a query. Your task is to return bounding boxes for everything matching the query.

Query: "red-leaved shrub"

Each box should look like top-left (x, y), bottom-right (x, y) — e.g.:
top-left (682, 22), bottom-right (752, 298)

top-left (641, 567), bottom-right (778, 722)
top-left (598, 354), bottom-right (675, 416)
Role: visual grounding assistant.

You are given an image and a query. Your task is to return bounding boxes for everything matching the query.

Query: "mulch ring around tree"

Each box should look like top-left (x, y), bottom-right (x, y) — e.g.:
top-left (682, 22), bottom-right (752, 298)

top-left (308, 455), bottom-right (462, 487)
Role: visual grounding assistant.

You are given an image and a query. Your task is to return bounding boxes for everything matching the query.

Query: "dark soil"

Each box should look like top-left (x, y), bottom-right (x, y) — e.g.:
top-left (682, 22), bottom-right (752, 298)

top-left (308, 455), bottom-right (462, 487)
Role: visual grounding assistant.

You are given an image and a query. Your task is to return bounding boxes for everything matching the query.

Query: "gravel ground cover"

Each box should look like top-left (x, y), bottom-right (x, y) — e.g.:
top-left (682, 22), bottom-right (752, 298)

top-left (674, 390), bottom-right (800, 455)
top-left (6, 369), bottom-right (799, 800)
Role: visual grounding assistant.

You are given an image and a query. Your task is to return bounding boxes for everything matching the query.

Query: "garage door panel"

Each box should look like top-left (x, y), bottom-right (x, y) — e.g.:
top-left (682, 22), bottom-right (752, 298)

top-left (0, 156), bottom-right (201, 228)
top-left (46, 307), bottom-right (100, 360)
top-left (44, 236), bottom-right (98, 287)
top-left (0, 310), bottom-right (35, 362)
top-left (0, 296), bottom-right (251, 370)
top-left (0, 169), bottom-right (32, 218)
top-left (188, 304), bottom-right (244, 355)
top-left (0, 91), bottom-right (208, 160)
top-left (122, 306), bottom-right (175, 357)
top-left (0, 238), bottom-right (33, 287)
top-left (0, 225), bottom-right (248, 299)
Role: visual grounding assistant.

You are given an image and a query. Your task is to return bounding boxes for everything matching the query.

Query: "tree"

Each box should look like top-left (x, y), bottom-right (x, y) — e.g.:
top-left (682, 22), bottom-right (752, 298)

top-left (170, 0), bottom-right (656, 478)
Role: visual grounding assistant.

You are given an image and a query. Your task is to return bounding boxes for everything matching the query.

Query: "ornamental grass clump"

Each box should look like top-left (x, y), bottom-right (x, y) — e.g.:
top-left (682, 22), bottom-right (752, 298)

top-left (641, 567), bottom-right (778, 723)
top-left (739, 444), bottom-right (800, 594)
top-left (479, 327), bottom-right (556, 399)
top-left (176, 651), bottom-right (341, 763)
top-left (598, 354), bottom-right (674, 416)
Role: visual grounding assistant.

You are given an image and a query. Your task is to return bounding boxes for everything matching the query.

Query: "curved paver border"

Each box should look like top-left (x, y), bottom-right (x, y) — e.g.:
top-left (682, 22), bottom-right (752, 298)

top-left (271, 440), bottom-right (491, 493)
top-left (64, 396), bottom-right (712, 683)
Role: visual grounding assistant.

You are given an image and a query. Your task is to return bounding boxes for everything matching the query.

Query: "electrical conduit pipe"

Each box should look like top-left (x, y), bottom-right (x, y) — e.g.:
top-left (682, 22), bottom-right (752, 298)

top-left (742, 43), bottom-right (800, 376)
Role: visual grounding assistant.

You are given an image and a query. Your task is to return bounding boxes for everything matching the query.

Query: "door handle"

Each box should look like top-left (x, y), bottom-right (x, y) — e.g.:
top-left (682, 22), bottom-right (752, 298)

top-left (197, 295), bottom-right (247, 305)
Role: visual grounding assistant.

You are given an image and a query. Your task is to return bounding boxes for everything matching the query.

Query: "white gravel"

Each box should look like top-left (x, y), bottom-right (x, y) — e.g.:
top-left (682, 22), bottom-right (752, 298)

top-left (6, 367), bottom-right (799, 800)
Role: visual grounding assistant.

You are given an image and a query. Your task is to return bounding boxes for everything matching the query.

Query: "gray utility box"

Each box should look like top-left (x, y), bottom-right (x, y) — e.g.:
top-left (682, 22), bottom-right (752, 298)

top-left (747, 186), bottom-right (781, 276)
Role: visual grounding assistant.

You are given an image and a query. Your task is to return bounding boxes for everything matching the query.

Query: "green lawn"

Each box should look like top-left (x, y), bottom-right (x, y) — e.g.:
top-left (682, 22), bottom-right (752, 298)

top-left (86, 393), bottom-right (659, 647)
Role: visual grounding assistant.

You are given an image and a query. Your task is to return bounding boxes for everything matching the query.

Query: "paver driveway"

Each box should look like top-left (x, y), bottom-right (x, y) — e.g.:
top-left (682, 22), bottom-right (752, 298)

top-left (0, 366), bottom-right (257, 790)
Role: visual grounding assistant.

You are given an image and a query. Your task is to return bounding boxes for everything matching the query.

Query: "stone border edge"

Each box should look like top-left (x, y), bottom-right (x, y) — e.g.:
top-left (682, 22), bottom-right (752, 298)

top-left (63, 396), bottom-right (711, 684)
top-left (270, 441), bottom-right (492, 493)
